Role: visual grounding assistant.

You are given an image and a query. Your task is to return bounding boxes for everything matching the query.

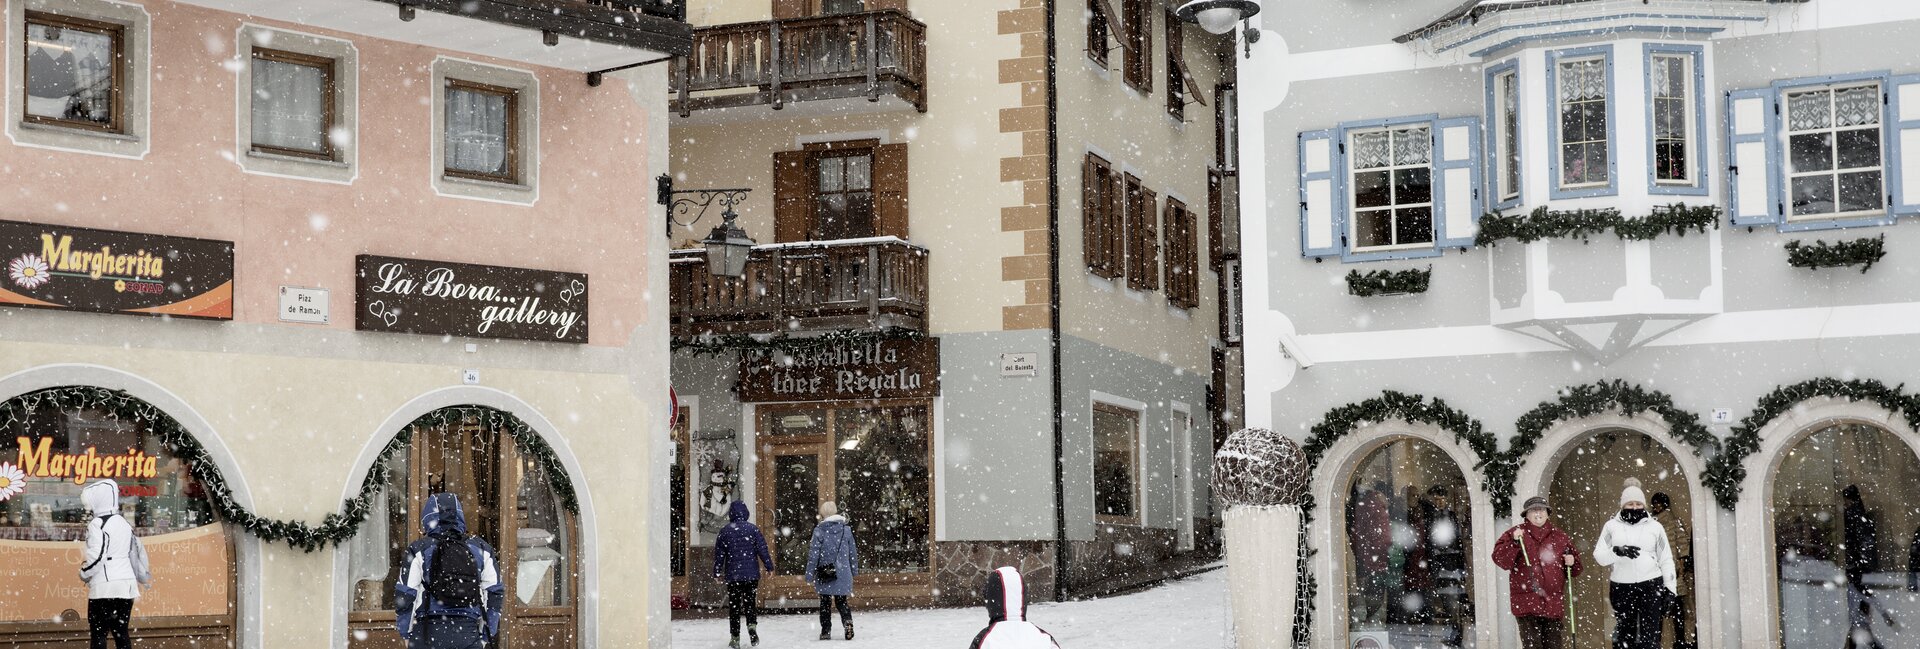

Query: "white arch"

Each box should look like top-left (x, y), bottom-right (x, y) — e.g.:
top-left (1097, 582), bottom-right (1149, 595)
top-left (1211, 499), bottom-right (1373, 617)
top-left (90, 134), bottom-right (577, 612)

top-left (1308, 419), bottom-right (1501, 649)
top-left (1731, 396), bottom-right (1920, 648)
top-left (327, 386), bottom-right (600, 649)
top-left (1510, 410), bottom-right (1726, 649)
top-left (0, 363), bottom-right (265, 649)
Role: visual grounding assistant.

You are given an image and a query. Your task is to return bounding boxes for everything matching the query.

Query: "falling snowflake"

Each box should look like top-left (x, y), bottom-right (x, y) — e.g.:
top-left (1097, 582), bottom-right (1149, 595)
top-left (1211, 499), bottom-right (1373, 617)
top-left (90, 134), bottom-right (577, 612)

top-left (8, 253), bottom-right (50, 289)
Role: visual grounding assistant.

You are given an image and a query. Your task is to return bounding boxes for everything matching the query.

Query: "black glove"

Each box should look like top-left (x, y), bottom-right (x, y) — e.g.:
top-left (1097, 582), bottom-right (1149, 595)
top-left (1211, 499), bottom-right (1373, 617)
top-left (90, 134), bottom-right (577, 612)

top-left (1612, 545), bottom-right (1641, 559)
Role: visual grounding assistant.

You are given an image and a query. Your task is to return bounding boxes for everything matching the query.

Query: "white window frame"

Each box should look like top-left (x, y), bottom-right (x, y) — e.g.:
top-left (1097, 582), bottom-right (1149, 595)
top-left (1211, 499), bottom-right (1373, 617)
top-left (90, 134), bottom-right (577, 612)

top-left (1555, 54), bottom-right (1611, 191)
top-left (1649, 52), bottom-right (1696, 186)
top-left (1346, 124), bottom-right (1435, 254)
top-left (1782, 80), bottom-right (1886, 222)
top-left (1089, 393), bottom-right (1147, 527)
top-left (1493, 68), bottom-right (1520, 203)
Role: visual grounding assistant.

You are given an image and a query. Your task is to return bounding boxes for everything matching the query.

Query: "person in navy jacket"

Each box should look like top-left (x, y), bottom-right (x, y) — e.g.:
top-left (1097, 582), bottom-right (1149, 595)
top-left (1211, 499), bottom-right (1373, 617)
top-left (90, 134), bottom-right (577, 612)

top-left (714, 500), bottom-right (774, 648)
top-left (394, 493), bottom-right (503, 649)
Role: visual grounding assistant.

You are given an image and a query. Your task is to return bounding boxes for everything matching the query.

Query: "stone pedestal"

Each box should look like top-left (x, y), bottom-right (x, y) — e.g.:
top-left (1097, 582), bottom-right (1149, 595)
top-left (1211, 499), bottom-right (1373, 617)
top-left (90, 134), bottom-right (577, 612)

top-left (1222, 505), bottom-right (1301, 649)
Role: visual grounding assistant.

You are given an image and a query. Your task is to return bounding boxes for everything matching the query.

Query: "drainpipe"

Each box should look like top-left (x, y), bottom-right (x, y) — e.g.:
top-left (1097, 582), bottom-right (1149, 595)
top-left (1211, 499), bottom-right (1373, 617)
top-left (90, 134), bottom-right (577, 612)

top-left (1044, 0), bottom-right (1067, 603)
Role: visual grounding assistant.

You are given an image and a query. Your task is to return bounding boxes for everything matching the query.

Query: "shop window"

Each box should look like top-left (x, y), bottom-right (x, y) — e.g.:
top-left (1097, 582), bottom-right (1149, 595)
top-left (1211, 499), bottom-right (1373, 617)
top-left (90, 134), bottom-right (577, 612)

top-left (754, 402), bottom-right (932, 580)
top-left (250, 48), bottom-right (336, 160)
top-left (1343, 438), bottom-right (1473, 648)
top-left (1348, 125), bottom-right (1434, 251)
top-left (1785, 82), bottom-right (1884, 219)
top-left (1770, 423), bottom-right (1920, 648)
top-left (443, 78), bottom-right (520, 184)
top-left (670, 405), bottom-right (690, 579)
top-left (0, 394), bottom-right (233, 642)
top-left (1547, 428), bottom-right (1697, 648)
top-left (23, 12), bottom-right (122, 133)
top-left (1093, 402), bottom-right (1140, 525)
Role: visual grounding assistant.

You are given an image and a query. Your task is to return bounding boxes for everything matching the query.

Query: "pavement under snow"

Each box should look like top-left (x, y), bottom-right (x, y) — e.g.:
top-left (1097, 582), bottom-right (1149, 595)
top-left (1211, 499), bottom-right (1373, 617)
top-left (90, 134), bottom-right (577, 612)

top-left (672, 567), bottom-right (1230, 648)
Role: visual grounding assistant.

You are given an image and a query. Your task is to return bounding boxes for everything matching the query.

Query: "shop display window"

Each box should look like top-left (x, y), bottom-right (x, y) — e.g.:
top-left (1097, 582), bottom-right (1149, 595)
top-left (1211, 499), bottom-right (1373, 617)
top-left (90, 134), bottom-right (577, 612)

top-left (756, 401), bottom-right (932, 578)
top-left (1343, 438), bottom-right (1474, 648)
top-left (1771, 423), bottom-right (1920, 648)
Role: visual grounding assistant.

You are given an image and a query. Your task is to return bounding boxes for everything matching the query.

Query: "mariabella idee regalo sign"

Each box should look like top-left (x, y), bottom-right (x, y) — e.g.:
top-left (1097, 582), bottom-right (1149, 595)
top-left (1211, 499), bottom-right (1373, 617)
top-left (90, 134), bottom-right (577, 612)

top-left (356, 255), bottom-right (588, 344)
top-left (0, 219), bottom-right (234, 319)
top-left (737, 337), bottom-right (940, 402)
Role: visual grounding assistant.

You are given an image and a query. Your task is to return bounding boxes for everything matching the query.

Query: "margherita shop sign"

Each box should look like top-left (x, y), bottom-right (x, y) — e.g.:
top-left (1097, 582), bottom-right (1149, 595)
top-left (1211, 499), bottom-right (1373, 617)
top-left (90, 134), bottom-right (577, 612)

top-left (355, 255), bottom-right (588, 344)
top-left (14, 437), bottom-right (159, 486)
top-left (0, 220), bottom-right (235, 320)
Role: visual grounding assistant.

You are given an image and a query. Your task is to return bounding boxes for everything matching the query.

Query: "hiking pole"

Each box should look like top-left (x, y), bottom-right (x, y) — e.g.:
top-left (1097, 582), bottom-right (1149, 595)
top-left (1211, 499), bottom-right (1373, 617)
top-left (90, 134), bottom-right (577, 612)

top-left (1566, 563), bottom-right (1577, 640)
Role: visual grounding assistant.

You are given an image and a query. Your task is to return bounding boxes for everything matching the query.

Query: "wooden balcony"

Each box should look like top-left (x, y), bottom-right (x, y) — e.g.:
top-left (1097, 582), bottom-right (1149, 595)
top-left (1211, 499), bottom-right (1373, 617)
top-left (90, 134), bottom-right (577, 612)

top-left (670, 9), bottom-right (928, 117)
top-left (670, 237), bottom-right (929, 337)
top-left (361, 0), bottom-right (691, 54)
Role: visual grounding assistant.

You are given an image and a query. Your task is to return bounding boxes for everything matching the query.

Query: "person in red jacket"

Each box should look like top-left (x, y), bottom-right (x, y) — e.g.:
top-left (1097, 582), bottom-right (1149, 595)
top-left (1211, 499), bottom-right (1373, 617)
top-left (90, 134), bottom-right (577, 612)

top-left (1492, 496), bottom-right (1583, 649)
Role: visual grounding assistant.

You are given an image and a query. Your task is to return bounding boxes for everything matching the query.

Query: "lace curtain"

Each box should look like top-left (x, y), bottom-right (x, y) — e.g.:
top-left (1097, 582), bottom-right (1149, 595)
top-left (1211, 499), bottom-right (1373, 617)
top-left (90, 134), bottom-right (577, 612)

top-left (446, 87), bottom-right (511, 176)
top-left (251, 58), bottom-right (328, 153)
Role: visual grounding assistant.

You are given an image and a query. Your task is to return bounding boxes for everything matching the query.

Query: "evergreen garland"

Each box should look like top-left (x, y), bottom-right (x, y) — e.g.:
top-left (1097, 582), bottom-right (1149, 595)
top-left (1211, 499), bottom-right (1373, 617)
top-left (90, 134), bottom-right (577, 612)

top-left (672, 327), bottom-right (926, 358)
top-left (1492, 380), bottom-right (1721, 511)
top-left (1345, 266), bottom-right (1432, 297)
top-left (1706, 378), bottom-right (1920, 506)
top-left (1474, 204), bottom-right (1719, 247)
top-left (0, 386), bottom-right (577, 552)
top-left (1784, 234), bottom-right (1886, 273)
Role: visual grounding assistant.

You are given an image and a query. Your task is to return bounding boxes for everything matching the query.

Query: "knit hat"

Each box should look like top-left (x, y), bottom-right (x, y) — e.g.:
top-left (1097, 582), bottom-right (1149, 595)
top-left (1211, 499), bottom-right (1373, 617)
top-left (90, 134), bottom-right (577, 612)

top-left (1523, 496), bottom-right (1550, 512)
top-left (820, 501), bottom-right (839, 517)
top-left (1619, 478), bottom-right (1647, 507)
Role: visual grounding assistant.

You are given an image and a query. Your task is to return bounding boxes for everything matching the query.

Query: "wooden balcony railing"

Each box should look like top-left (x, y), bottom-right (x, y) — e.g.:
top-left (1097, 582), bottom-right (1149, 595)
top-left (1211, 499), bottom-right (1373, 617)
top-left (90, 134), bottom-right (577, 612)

top-left (670, 237), bottom-right (929, 337)
top-left (670, 9), bottom-right (928, 116)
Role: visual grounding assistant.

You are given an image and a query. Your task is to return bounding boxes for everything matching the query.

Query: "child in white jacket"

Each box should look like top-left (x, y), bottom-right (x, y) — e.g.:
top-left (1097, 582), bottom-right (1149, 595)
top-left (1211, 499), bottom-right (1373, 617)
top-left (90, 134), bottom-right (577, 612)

top-left (78, 478), bottom-right (150, 649)
top-left (1593, 478), bottom-right (1676, 649)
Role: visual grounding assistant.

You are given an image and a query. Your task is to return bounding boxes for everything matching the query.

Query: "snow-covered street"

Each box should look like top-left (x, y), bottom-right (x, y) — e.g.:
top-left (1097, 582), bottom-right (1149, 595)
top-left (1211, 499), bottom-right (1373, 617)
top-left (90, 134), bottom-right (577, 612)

top-left (672, 568), bottom-right (1230, 648)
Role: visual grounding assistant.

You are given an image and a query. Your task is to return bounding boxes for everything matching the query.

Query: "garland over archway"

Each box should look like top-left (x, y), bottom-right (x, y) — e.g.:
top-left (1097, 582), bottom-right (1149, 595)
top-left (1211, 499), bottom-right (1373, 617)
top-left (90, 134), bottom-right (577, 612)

top-left (1495, 380), bottom-right (1721, 511)
top-left (1706, 378), bottom-right (1920, 506)
top-left (0, 387), bottom-right (577, 552)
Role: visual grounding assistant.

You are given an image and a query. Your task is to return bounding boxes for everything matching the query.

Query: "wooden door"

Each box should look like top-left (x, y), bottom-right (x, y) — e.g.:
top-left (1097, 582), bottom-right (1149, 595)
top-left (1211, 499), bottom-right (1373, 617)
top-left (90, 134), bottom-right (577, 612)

top-left (757, 440), bottom-right (832, 596)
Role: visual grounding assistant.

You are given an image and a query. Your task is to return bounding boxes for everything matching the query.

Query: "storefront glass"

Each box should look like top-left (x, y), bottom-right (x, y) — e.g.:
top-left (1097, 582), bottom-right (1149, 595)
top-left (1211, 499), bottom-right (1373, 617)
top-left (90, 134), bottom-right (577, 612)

top-left (1772, 423), bottom-right (1920, 649)
top-left (758, 401), bottom-right (931, 577)
top-left (1343, 438), bottom-right (1474, 648)
top-left (1548, 428), bottom-right (1695, 647)
top-left (0, 393), bottom-right (233, 633)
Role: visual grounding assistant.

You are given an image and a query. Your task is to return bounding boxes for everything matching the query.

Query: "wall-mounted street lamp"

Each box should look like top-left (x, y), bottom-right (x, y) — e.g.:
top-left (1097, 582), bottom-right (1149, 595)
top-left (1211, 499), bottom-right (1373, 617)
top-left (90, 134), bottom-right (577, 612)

top-left (658, 175), bottom-right (755, 278)
top-left (1175, 0), bottom-right (1262, 57)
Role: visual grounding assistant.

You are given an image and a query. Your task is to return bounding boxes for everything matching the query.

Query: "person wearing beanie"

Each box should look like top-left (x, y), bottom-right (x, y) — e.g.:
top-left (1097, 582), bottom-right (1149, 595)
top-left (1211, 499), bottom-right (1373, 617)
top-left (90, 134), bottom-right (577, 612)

top-left (1593, 478), bottom-right (1676, 649)
top-left (1492, 496), bottom-right (1582, 649)
top-left (805, 501), bottom-right (859, 640)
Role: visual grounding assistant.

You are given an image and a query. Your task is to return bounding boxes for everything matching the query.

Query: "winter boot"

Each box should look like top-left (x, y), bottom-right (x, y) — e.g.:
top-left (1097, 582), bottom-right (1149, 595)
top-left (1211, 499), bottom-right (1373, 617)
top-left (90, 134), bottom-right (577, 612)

top-left (729, 636), bottom-right (741, 649)
top-left (819, 627), bottom-right (831, 641)
top-left (749, 624), bottom-right (760, 646)
top-left (845, 622), bottom-right (854, 640)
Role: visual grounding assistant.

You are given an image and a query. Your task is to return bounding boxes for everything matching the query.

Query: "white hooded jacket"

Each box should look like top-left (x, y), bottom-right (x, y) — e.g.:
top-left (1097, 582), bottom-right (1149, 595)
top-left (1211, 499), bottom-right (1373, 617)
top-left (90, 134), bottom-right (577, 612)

top-left (79, 479), bottom-right (149, 600)
top-left (968, 567), bottom-right (1061, 649)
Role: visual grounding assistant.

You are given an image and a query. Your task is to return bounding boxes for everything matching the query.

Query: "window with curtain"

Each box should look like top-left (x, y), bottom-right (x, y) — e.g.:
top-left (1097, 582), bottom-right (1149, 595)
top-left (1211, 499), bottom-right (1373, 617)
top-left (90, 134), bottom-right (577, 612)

top-left (1087, 0), bottom-right (1112, 68)
top-left (444, 79), bottom-right (518, 183)
top-left (23, 12), bottom-right (122, 132)
top-left (1556, 57), bottom-right (1609, 188)
top-left (1650, 54), bottom-right (1692, 184)
top-left (1349, 125), bottom-right (1434, 251)
top-left (1785, 83), bottom-right (1884, 219)
top-left (251, 49), bottom-right (334, 159)
top-left (812, 148), bottom-right (876, 240)
top-left (1493, 69), bottom-right (1520, 202)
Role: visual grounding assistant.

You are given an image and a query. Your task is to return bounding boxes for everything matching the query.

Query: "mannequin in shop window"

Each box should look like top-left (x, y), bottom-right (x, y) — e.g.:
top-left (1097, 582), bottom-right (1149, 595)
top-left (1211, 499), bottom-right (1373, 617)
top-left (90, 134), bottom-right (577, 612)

top-left (1841, 485), bottom-right (1895, 648)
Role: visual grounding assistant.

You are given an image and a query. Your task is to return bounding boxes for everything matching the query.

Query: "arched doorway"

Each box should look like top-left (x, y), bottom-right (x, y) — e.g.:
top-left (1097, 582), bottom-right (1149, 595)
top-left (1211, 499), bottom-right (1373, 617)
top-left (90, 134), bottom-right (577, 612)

top-left (1340, 437), bottom-right (1478, 649)
top-left (1545, 428), bottom-right (1698, 648)
top-left (344, 406), bottom-right (581, 648)
top-left (1767, 421), bottom-right (1920, 649)
top-left (0, 386), bottom-right (238, 648)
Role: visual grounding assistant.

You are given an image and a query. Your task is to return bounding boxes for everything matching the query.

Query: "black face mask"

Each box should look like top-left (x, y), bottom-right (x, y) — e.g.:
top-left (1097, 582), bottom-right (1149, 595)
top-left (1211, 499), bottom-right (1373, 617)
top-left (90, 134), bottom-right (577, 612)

top-left (1619, 509), bottom-right (1648, 524)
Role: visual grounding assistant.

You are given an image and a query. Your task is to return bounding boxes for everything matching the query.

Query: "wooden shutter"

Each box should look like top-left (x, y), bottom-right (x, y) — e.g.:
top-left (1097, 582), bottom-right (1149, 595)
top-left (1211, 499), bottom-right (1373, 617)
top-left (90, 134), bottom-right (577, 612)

top-left (869, 0), bottom-right (908, 11)
top-left (1890, 75), bottom-right (1920, 216)
top-left (1127, 179), bottom-right (1160, 292)
top-left (1726, 87), bottom-right (1780, 226)
top-left (1123, 0), bottom-right (1151, 92)
top-left (1123, 174), bottom-right (1142, 286)
top-left (1433, 117), bottom-right (1482, 249)
top-left (1298, 129), bottom-right (1344, 257)
top-left (1208, 168), bottom-right (1224, 272)
top-left (774, 150), bottom-right (812, 243)
top-left (1084, 154), bottom-right (1116, 277)
top-left (1166, 198), bottom-right (1196, 309)
top-left (1106, 172), bottom-right (1125, 278)
top-left (1165, 10), bottom-right (1183, 119)
top-left (874, 143), bottom-right (909, 239)
top-left (773, 0), bottom-right (808, 19)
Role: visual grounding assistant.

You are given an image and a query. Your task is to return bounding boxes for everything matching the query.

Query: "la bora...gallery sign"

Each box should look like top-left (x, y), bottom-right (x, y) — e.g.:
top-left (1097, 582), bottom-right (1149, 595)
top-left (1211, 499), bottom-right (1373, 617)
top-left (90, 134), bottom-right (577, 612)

top-left (355, 255), bottom-right (588, 344)
top-left (737, 338), bottom-right (940, 402)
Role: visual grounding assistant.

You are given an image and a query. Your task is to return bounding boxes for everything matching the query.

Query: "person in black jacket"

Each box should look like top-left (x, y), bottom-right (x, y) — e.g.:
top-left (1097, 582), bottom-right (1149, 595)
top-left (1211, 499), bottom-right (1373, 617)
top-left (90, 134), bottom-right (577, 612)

top-left (967, 567), bottom-right (1060, 649)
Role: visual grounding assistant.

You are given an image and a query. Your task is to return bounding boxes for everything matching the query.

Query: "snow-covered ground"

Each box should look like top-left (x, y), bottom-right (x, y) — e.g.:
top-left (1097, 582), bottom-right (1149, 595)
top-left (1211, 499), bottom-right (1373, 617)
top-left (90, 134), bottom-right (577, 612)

top-left (672, 568), bottom-right (1231, 648)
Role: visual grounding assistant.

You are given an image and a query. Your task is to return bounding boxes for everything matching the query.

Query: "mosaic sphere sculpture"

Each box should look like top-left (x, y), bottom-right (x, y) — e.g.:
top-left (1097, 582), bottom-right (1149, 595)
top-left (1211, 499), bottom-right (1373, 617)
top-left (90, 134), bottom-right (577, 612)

top-left (1211, 427), bottom-right (1309, 507)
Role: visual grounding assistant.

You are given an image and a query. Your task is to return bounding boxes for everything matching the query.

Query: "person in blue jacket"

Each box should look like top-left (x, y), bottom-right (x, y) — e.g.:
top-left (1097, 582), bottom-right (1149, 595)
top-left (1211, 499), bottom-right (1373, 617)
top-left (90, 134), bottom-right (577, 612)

top-left (395, 493), bottom-right (503, 649)
top-left (805, 501), bottom-right (859, 641)
top-left (714, 500), bottom-right (774, 648)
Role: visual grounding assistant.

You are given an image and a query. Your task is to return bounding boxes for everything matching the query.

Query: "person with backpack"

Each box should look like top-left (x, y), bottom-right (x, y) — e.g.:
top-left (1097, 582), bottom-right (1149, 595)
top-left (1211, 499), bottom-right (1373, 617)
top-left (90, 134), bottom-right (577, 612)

top-left (79, 478), bottom-right (151, 649)
top-left (714, 500), bottom-right (774, 648)
top-left (805, 501), bottom-right (859, 641)
top-left (967, 566), bottom-right (1061, 648)
top-left (395, 493), bottom-right (503, 649)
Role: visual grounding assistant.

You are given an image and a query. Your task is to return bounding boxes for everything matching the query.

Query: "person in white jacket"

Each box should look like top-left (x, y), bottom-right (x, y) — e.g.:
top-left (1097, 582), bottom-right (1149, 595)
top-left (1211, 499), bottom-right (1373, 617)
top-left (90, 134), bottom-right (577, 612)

top-left (1592, 478), bottom-right (1676, 649)
top-left (967, 567), bottom-right (1061, 649)
top-left (78, 478), bottom-right (150, 649)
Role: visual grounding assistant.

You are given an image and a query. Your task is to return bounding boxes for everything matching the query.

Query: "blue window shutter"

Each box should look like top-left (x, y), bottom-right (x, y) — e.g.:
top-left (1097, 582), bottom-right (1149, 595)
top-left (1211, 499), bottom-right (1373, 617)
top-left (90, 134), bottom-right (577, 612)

top-left (1726, 88), bottom-right (1781, 226)
top-left (1433, 117), bottom-right (1483, 248)
top-left (1298, 129), bottom-right (1344, 258)
top-left (1890, 74), bottom-right (1920, 216)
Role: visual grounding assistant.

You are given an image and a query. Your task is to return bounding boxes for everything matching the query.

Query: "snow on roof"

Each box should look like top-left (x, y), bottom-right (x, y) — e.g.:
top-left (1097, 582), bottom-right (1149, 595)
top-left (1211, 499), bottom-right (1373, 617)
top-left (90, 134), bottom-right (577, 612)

top-left (1394, 0), bottom-right (1806, 44)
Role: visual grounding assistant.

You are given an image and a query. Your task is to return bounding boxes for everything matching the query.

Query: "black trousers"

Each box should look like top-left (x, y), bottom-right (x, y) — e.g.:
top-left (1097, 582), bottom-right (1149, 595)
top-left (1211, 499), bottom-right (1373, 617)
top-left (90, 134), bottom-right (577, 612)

top-left (818, 595), bottom-right (852, 631)
top-left (1516, 615), bottom-right (1565, 649)
top-left (726, 581), bottom-right (759, 637)
top-left (87, 598), bottom-right (133, 649)
top-left (1609, 578), bottom-right (1666, 649)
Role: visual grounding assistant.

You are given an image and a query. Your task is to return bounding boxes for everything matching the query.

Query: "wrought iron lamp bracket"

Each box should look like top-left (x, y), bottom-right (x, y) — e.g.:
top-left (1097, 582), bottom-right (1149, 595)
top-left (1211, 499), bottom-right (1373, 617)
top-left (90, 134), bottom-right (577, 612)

top-left (658, 174), bottom-right (752, 237)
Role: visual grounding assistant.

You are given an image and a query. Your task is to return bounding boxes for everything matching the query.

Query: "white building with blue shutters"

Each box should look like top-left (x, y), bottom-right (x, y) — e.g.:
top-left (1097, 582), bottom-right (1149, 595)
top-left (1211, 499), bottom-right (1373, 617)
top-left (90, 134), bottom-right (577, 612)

top-left (1237, 1), bottom-right (1920, 648)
